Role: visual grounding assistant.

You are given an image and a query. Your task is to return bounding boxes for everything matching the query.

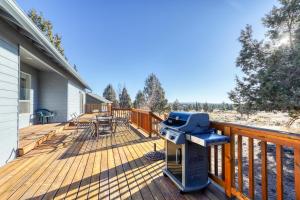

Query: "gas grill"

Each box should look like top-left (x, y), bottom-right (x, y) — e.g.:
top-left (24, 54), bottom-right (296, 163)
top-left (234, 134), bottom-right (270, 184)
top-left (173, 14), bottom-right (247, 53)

top-left (160, 112), bottom-right (230, 193)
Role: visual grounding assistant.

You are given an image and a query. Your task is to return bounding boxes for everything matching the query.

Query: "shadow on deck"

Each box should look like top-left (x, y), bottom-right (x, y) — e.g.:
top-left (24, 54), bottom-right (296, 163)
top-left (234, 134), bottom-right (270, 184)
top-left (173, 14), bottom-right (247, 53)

top-left (0, 126), bottom-right (228, 200)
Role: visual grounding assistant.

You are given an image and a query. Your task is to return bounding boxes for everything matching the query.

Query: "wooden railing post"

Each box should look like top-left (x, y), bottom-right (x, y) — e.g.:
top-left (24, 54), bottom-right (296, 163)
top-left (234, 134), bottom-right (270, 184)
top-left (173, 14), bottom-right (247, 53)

top-left (137, 111), bottom-right (140, 129)
top-left (224, 126), bottom-right (234, 197)
top-left (148, 112), bottom-right (152, 137)
top-left (295, 147), bottom-right (300, 200)
top-left (108, 103), bottom-right (112, 115)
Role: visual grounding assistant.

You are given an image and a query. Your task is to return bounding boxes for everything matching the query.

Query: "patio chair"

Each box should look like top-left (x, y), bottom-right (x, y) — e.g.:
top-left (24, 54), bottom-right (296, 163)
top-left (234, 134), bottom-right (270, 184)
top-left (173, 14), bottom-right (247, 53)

top-left (113, 112), bottom-right (131, 132)
top-left (70, 113), bottom-right (94, 138)
top-left (36, 109), bottom-right (55, 124)
top-left (96, 114), bottom-right (113, 135)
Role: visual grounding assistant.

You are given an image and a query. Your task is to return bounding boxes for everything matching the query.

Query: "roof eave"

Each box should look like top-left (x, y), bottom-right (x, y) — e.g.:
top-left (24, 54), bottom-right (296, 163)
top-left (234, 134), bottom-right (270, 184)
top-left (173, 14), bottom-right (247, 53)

top-left (0, 0), bottom-right (91, 90)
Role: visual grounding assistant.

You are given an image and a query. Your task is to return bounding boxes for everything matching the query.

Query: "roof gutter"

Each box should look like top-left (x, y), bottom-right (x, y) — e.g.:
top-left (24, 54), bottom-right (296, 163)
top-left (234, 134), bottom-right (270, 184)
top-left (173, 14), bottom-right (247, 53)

top-left (0, 0), bottom-right (91, 90)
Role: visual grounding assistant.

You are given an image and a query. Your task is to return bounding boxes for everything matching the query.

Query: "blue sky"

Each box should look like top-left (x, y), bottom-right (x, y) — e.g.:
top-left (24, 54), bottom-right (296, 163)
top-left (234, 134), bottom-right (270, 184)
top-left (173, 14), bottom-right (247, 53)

top-left (18, 0), bottom-right (277, 103)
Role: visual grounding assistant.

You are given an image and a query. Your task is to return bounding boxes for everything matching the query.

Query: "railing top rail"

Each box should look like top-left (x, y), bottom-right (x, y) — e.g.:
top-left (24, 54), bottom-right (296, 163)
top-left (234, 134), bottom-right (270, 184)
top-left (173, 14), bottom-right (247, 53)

top-left (151, 113), bottom-right (164, 121)
top-left (112, 108), bottom-right (132, 111)
top-left (211, 121), bottom-right (300, 147)
top-left (131, 108), bottom-right (151, 114)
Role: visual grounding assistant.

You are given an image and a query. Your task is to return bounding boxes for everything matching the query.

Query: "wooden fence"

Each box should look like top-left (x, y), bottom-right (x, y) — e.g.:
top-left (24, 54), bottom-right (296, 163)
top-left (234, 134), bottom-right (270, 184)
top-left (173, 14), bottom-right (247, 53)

top-left (85, 103), bottom-right (111, 114)
top-left (113, 108), bottom-right (300, 200)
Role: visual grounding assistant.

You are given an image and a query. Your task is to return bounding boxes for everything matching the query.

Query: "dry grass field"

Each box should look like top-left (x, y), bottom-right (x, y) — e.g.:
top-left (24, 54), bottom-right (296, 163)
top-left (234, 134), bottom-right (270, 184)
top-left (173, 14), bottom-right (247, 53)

top-left (209, 110), bottom-right (300, 134)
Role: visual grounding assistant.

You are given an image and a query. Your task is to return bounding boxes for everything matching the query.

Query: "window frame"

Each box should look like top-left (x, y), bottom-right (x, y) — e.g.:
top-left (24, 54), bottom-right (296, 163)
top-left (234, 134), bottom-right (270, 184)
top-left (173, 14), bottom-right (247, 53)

top-left (19, 71), bottom-right (31, 114)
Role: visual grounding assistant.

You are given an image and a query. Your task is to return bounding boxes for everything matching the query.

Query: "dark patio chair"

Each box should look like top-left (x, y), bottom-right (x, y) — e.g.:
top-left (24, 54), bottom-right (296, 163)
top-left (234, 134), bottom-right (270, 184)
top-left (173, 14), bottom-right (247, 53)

top-left (113, 112), bottom-right (131, 132)
top-left (36, 109), bottom-right (55, 124)
top-left (70, 113), bottom-right (94, 138)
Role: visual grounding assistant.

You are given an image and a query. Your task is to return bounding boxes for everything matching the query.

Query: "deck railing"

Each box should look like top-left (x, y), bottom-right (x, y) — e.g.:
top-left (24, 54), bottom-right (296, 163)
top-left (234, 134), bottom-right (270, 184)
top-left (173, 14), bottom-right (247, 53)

top-left (112, 108), bottom-right (300, 200)
top-left (112, 108), bottom-right (164, 137)
top-left (210, 122), bottom-right (300, 200)
top-left (85, 103), bottom-right (111, 114)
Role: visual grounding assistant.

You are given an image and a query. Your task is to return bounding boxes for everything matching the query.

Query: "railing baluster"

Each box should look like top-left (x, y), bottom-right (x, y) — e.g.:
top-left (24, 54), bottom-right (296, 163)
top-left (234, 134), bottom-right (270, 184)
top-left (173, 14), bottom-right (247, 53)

top-left (261, 141), bottom-right (268, 200)
top-left (222, 143), bottom-right (225, 180)
top-left (208, 146), bottom-right (211, 173)
top-left (214, 145), bottom-right (218, 176)
top-left (295, 147), bottom-right (300, 200)
top-left (238, 135), bottom-right (243, 192)
top-left (248, 137), bottom-right (254, 199)
top-left (276, 145), bottom-right (283, 200)
top-left (148, 112), bottom-right (152, 137)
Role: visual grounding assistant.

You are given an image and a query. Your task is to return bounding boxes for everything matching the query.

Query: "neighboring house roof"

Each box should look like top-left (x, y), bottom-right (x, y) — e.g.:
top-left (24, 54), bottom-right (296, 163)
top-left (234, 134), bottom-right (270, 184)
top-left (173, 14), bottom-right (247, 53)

top-left (86, 93), bottom-right (112, 104)
top-left (0, 0), bottom-right (91, 90)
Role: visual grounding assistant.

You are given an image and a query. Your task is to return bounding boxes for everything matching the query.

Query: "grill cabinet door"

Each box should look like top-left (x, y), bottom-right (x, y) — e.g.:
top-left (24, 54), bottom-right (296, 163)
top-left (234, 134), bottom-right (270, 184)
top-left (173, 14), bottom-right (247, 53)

top-left (166, 141), bottom-right (183, 183)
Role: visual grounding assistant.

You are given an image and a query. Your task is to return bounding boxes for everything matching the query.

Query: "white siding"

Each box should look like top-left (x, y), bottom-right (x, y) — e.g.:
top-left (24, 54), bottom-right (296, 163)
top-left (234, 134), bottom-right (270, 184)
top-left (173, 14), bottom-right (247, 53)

top-left (67, 81), bottom-right (86, 120)
top-left (39, 72), bottom-right (68, 122)
top-left (18, 64), bottom-right (39, 128)
top-left (0, 37), bottom-right (19, 167)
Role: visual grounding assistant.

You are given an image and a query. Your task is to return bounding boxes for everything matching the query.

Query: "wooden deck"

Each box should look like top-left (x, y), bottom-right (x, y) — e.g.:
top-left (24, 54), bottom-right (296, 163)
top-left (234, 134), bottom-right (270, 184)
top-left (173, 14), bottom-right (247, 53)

top-left (18, 123), bottom-right (66, 156)
top-left (0, 125), bottom-right (227, 200)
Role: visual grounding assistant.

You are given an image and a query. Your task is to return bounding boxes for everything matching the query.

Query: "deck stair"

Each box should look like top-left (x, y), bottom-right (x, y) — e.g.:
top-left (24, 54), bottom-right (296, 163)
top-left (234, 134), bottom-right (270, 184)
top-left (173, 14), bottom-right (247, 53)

top-left (18, 123), bottom-right (66, 156)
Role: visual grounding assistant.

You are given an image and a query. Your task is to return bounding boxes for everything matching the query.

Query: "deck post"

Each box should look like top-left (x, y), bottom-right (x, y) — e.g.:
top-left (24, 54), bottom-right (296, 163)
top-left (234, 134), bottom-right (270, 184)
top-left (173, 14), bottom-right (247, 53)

top-left (295, 147), bottom-right (300, 200)
top-left (224, 126), bottom-right (234, 197)
top-left (148, 112), bottom-right (152, 137)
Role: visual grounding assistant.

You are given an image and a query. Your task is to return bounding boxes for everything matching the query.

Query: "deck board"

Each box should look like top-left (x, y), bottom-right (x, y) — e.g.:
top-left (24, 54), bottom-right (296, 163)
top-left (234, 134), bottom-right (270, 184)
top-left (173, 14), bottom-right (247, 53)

top-left (0, 125), bottom-right (227, 200)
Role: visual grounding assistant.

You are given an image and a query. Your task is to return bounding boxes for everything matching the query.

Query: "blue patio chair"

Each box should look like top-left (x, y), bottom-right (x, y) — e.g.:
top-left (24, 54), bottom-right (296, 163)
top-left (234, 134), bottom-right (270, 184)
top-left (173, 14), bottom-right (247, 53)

top-left (36, 109), bottom-right (55, 124)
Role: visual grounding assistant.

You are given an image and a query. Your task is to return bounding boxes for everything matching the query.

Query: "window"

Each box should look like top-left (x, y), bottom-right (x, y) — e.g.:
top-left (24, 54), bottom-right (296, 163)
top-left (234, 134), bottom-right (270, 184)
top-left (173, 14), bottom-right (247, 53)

top-left (19, 72), bottom-right (31, 114)
top-left (79, 92), bottom-right (84, 114)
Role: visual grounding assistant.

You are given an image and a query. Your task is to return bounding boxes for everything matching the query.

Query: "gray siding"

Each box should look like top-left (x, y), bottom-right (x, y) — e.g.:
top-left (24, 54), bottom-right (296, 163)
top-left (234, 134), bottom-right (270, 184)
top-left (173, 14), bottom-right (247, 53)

top-left (0, 36), bottom-right (19, 167)
top-left (67, 81), bottom-right (86, 120)
top-left (39, 72), bottom-right (68, 122)
top-left (19, 64), bottom-right (38, 128)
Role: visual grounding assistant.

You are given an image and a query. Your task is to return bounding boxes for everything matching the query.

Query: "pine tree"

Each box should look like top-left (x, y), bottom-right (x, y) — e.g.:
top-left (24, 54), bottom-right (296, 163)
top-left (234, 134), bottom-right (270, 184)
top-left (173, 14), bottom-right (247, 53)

top-left (143, 73), bottom-right (168, 113)
top-left (28, 9), bottom-right (65, 56)
top-left (119, 87), bottom-right (132, 108)
top-left (195, 102), bottom-right (201, 111)
top-left (203, 102), bottom-right (209, 112)
top-left (172, 99), bottom-right (180, 111)
top-left (103, 84), bottom-right (118, 107)
top-left (133, 90), bottom-right (146, 109)
top-left (229, 0), bottom-right (300, 125)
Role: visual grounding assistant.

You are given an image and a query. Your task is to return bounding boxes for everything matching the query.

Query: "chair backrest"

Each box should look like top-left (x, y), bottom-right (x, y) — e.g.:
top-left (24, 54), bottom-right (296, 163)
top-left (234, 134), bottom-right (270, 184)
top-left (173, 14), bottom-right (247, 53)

top-left (36, 109), bottom-right (52, 116)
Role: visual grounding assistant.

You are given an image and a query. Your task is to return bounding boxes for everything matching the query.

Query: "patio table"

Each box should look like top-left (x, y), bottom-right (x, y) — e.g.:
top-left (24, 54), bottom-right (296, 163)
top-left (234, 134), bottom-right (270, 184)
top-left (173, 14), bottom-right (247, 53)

top-left (80, 115), bottom-right (114, 137)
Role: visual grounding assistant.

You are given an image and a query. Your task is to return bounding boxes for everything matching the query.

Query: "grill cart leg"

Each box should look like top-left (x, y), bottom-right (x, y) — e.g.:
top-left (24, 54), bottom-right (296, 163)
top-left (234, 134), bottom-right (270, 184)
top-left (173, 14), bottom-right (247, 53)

top-left (163, 172), bottom-right (167, 177)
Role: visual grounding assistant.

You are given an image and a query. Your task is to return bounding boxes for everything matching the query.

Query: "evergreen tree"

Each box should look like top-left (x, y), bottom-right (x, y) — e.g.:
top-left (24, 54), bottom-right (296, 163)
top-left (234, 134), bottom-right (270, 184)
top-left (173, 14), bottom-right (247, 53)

top-left (172, 99), bottom-right (180, 111)
top-left (203, 102), bottom-right (209, 112)
top-left (133, 90), bottom-right (146, 109)
top-left (208, 104), bottom-right (214, 112)
top-left (195, 102), bottom-right (201, 111)
top-left (28, 9), bottom-right (65, 56)
top-left (119, 87), bottom-right (132, 108)
top-left (143, 73), bottom-right (168, 113)
top-left (103, 84), bottom-right (118, 107)
top-left (229, 0), bottom-right (300, 125)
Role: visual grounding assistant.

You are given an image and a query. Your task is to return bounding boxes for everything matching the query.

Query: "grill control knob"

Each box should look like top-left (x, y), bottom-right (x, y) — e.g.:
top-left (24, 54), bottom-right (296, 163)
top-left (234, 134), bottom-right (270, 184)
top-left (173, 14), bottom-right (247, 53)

top-left (161, 131), bottom-right (166, 136)
top-left (170, 135), bottom-right (175, 140)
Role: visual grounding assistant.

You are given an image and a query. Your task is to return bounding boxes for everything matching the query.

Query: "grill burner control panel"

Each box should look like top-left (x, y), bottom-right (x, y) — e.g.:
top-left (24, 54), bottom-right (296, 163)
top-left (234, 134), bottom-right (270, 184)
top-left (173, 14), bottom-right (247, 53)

top-left (161, 128), bottom-right (185, 144)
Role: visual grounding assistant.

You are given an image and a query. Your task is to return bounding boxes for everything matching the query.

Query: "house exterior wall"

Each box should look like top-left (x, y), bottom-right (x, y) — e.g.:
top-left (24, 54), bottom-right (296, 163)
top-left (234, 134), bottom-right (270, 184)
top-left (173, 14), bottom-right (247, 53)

top-left (39, 72), bottom-right (68, 122)
top-left (19, 63), bottom-right (39, 128)
top-left (0, 36), bottom-right (19, 167)
top-left (67, 81), bottom-right (86, 120)
top-left (0, 14), bottom-right (88, 166)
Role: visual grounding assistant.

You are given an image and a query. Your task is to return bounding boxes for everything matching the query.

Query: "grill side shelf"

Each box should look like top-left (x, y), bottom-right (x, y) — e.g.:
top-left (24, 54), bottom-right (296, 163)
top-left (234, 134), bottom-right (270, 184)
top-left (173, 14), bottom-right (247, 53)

top-left (186, 133), bottom-right (230, 147)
